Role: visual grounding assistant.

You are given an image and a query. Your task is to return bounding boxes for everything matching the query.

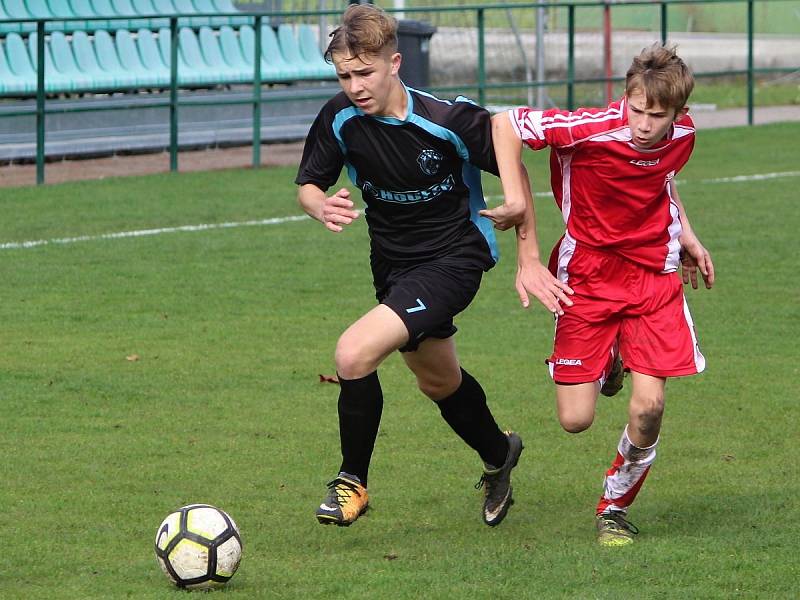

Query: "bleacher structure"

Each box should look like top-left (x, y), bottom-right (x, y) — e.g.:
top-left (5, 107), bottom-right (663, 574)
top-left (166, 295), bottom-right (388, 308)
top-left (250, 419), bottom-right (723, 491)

top-left (0, 0), bottom-right (335, 95)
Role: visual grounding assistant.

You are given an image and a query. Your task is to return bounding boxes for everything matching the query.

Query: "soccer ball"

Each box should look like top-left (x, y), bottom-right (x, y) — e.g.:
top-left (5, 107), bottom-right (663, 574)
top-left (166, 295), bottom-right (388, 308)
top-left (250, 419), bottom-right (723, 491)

top-left (154, 503), bottom-right (242, 589)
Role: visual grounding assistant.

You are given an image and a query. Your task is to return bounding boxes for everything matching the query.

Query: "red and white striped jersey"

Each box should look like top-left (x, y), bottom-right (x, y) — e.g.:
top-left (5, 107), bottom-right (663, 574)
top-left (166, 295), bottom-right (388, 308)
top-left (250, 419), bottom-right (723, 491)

top-left (507, 97), bottom-right (695, 272)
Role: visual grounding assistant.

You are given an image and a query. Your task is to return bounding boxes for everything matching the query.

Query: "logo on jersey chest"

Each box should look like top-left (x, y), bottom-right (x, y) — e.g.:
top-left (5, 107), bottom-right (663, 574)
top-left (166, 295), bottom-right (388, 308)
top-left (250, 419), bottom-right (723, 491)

top-left (417, 149), bottom-right (443, 176)
top-left (629, 158), bottom-right (660, 167)
top-left (361, 175), bottom-right (455, 204)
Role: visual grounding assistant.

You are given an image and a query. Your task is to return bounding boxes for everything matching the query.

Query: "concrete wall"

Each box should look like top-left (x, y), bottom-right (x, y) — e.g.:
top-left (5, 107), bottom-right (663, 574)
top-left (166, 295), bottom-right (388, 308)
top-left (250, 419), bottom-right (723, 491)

top-left (429, 28), bottom-right (800, 85)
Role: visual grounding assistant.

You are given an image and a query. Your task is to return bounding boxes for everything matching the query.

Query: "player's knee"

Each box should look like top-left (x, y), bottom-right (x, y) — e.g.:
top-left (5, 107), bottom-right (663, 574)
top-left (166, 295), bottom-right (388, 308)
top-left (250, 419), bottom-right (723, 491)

top-left (334, 338), bottom-right (374, 380)
top-left (629, 392), bottom-right (664, 435)
top-left (559, 413), bottom-right (593, 433)
top-left (417, 375), bottom-right (459, 401)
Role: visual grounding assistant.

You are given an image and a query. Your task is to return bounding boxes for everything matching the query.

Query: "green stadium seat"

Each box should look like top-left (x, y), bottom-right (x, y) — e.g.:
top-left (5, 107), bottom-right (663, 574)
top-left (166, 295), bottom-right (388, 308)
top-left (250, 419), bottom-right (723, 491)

top-left (218, 24), bottom-right (251, 77)
top-left (179, 26), bottom-right (219, 83)
top-left (28, 31), bottom-right (79, 92)
top-left (70, 0), bottom-right (110, 30)
top-left (25, 0), bottom-right (65, 31)
top-left (211, 0), bottom-right (249, 26)
top-left (1, 0), bottom-right (36, 33)
top-left (111, 0), bottom-right (150, 30)
top-left (198, 25), bottom-right (249, 83)
top-left (192, 0), bottom-right (234, 27)
top-left (239, 24), bottom-right (296, 82)
top-left (71, 30), bottom-right (122, 89)
top-left (4, 32), bottom-right (37, 91)
top-left (0, 2), bottom-right (22, 34)
top-left (297, 23), bottom-right (334, 79)
top-left (157, 26), bottom-right (216, 86)
top-left (170, 0), bottom-right (209, 28)
top-left (93, 29), bottom-right (138, 88)
top-left (135, 28), bottom-right (170, 82)
top-left (47, 0), bottom-right (88, 31)
top-left (0, 37), bottom-right (33, 94)
top-left (49, 30), bottom-right (96, 90)
top-left (116, 29), bottom-right (165, 86)
top-left (91, 0), bottom-right (130, 30)
top-left (130, 0), bottom-right (168, 29)
top-left (279, 23), bottom-right (332, 80)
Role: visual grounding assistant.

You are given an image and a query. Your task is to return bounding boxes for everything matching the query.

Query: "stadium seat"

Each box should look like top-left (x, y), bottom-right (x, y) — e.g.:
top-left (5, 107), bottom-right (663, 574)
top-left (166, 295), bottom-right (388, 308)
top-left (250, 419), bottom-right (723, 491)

top-left (192, 0), bottom-right (233, 27)
top-left (157, 26), bottom-right (216, 86)
top-left (91, 0), bottom-right (130, 30)
top-left (71, 30), bottom-right (122, 89)
top-left (170, 0), bottom-right (209, 28)
top-left (279, 23), bottom-right (333, 80)
top-left (218, 24), bottom-right (251, 78)
top-left (130, 0), bottom-right (169, 29)
top-left (28, 31), bottom-right (79, 92)
top-left (1, 0), bottom-right (36, 33)
top-left (136, 28), bottom-right (170, 82)
top-left (0, 37), bottom-right (33, 94)
top-left (209, 0), bottom-right (250, 27)
top-left (116, 29), bottom-right (165, 87)
top-left (48, 30), bottom-right (96, 90)
top-left (297, 24), bottom-right (334, 79)
top-left (4, 32), bottom-right (37, 90)
top-left (93, 29), bottom-right (139, 88)
top-left (47, 0), bottom-right (87, 32)
top-left (25, 0), bottom-right (65, 31)
top-left (111, 0), bottom-right (151, 30)
top-left (70, 0), bottom-right (110, 30)
top-left (198, 25), bottom-right (249, 83)
top-left (239, 24), bottom-right (296, 82)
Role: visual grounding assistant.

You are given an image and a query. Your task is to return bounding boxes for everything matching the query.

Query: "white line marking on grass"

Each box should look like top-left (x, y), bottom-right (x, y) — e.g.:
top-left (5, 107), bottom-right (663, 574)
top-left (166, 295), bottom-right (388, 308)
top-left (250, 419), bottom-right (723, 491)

top-left (0, 215), bottom-right (310, 251)
top-left (3, 170), bottom-right (798, 251)
top-left (699, 171), bottom-right (800, 184)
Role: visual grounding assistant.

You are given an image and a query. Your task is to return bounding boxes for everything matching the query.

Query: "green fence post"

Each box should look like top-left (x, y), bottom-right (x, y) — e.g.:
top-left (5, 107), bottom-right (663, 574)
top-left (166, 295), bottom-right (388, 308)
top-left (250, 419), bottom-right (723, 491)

top-left (253, 15), bottom-right (263, 169)
top-left (660, 2), bottom-right (668, 44)
top-left (169, 16), bottom-right (179, 171)
top-left (36, 20), bottom-right (45, 185)
top-left (567, 4), bottom-right (575, 110)
top-left (747, 0), bottom-right (754, 125)
top-left (477, 7), bottom-right (485, 107)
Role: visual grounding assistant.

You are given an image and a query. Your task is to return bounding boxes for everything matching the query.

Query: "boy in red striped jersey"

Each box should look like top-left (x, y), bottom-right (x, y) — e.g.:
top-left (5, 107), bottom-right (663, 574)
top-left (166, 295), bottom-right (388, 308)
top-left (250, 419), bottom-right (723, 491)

top-left (482, 44), bottom-right (715, 546)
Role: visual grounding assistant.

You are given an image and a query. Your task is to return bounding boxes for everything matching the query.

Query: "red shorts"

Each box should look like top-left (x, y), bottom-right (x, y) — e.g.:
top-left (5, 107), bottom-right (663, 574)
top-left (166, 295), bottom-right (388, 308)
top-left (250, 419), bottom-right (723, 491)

top-left (547, 237), bottom-right (705, 384)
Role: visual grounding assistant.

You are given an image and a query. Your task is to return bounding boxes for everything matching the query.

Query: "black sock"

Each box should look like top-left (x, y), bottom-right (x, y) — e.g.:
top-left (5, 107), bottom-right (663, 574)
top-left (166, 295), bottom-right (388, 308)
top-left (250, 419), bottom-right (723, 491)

top-left (436, 368), bottom-right (509, 468)
top-left (337, 371), bottom-right (383, 487)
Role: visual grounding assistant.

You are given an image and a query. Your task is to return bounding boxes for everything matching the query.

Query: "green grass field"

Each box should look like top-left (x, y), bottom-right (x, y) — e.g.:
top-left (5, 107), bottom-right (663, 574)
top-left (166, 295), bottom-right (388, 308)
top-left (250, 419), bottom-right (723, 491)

top-left (1, 122), bottom-right (799, 599)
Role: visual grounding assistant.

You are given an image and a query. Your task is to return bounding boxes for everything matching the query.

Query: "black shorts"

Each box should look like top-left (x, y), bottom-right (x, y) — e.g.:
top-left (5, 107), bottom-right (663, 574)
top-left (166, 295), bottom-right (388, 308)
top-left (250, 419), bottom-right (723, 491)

top-left (372, 254), bottom-right (484, 352)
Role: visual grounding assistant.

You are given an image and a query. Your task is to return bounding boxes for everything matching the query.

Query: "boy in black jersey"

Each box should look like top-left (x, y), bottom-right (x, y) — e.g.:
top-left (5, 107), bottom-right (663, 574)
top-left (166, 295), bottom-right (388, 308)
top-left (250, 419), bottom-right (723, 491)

top-left (295, 4), bottom-right (523, 527)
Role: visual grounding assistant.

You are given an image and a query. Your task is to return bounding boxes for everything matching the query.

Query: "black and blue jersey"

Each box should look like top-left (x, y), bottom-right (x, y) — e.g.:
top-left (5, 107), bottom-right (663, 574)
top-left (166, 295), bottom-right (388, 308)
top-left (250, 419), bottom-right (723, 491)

top-left (295, 85), bottom-right (499, 270)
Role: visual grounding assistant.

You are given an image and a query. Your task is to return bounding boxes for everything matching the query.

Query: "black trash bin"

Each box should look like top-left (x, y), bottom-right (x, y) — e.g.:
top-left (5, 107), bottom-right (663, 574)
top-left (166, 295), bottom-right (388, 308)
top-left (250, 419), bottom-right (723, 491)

top-left (396, 20), bottom-right (437, 89)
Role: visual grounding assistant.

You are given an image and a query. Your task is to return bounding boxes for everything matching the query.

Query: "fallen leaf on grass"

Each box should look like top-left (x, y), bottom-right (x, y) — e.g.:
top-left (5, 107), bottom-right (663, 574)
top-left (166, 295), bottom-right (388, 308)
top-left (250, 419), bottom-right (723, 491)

top-left (319, 374), bottom-right (339, 384)
top-left (126, 354), bottom-right (140, 362)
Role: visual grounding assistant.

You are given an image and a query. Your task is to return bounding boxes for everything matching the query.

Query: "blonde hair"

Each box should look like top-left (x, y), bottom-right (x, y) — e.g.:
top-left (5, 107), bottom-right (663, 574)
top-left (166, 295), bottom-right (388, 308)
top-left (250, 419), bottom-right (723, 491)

top-left (625, 44), bottom-right (694, 113)
top-left (325, 4), bottom-right (398, 64)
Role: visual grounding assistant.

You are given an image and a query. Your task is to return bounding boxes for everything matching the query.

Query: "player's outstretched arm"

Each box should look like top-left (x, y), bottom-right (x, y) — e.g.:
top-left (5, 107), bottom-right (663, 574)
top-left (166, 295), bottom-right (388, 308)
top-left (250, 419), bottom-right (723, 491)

top-left (298, 184), bottom-right (360, 233)
top-left (478, 114), bottom-right (529, 231)
top-left (484, 112), bottom-right (573, 313)
top-left (670, 181), bottom-right (715, 289)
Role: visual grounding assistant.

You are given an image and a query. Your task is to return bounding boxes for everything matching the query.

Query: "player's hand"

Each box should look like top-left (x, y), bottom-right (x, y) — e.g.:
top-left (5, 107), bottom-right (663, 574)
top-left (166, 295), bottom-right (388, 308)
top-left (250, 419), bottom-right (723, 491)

top-left (479, 202), bottom-right (526, 231)
top-left (679, 234), bottom-right (715, 289)
top-left (321, 188), bottom-right (359, 233)
top-left (516, 260), bottom-right (574, 315)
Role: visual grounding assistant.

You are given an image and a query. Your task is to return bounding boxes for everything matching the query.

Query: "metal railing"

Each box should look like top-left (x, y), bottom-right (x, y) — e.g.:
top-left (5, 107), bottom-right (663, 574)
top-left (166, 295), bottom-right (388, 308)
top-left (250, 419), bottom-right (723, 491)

top-left (0, 1), bottom-right (796, 184)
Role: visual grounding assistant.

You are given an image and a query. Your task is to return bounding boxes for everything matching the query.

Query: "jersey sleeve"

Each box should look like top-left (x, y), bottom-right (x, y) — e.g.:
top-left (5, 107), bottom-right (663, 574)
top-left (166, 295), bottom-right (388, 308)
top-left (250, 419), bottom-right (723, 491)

top-left (294, 102), bottom-right (345, 191)
top-left (449, 97), bottom-right (498, 176)
top-left (507, 104), bottom-right (624, 151)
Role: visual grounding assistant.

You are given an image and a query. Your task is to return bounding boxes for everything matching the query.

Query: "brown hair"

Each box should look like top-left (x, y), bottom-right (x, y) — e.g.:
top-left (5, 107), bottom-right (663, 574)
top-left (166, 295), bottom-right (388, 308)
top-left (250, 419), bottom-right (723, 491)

top-left (324, 4), bottom-right (398, 64)
top-left (625, 44), bottom-right (694, 113)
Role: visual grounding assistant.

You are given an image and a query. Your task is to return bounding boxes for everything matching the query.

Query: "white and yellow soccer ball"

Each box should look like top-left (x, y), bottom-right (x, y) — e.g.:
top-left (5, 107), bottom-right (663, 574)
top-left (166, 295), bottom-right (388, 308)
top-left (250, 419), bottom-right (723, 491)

top-left (154, 504), bottom-right (242, 590)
